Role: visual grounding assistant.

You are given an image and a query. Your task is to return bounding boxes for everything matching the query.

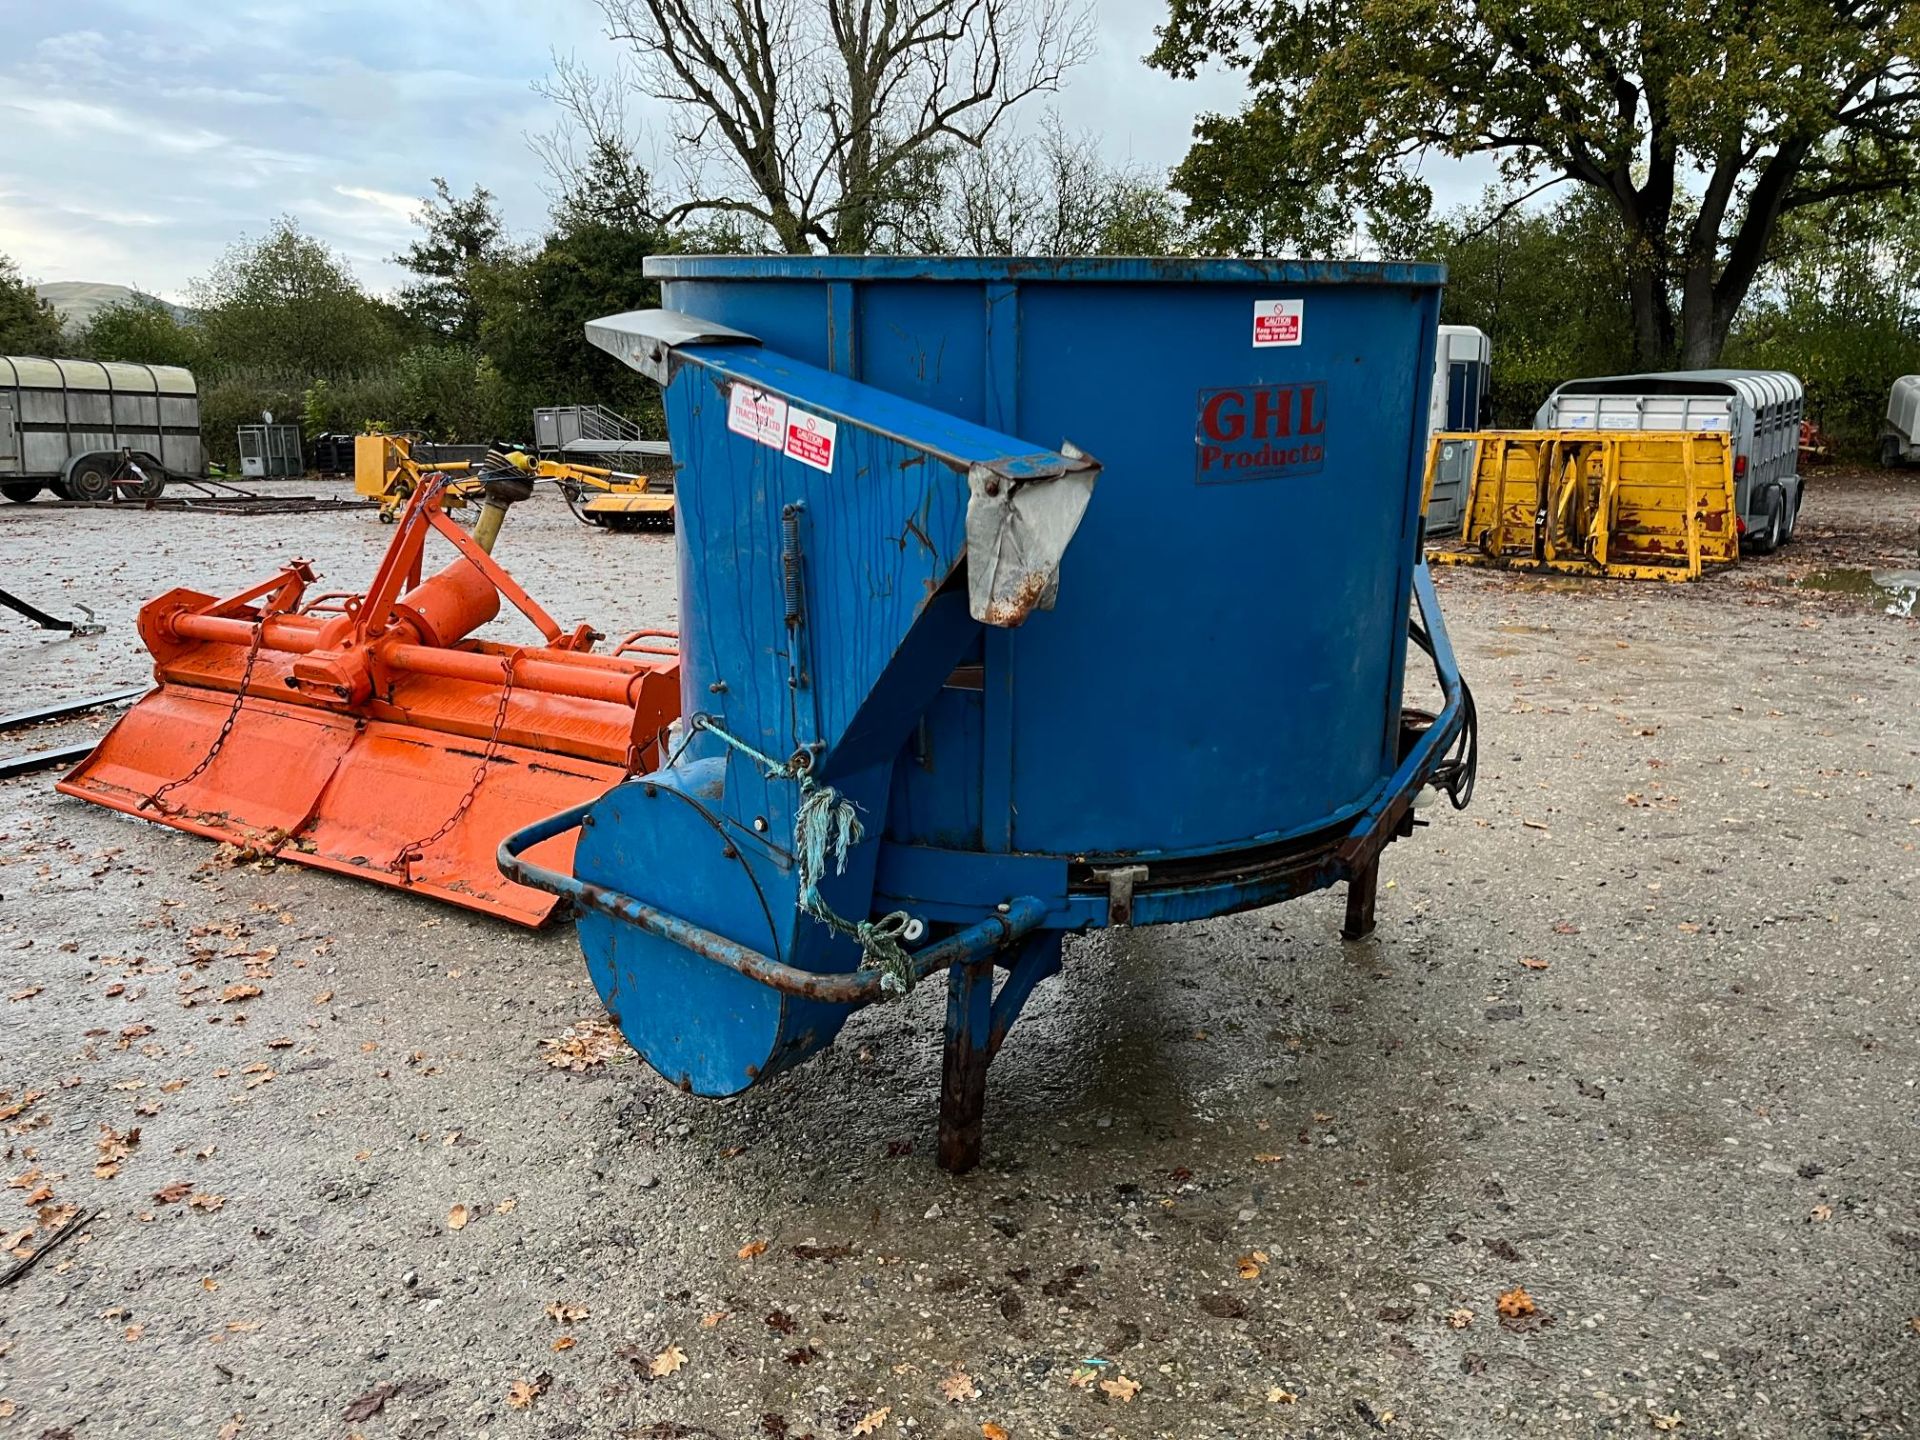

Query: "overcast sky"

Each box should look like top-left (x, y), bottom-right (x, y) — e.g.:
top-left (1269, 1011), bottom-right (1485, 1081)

top-left (0, 0), bottom-right (1493, 301)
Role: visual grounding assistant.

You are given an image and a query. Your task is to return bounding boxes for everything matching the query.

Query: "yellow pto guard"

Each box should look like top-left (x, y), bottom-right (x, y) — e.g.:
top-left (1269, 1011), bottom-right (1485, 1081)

top-left (1426, 430), bottom-right (1737, 582)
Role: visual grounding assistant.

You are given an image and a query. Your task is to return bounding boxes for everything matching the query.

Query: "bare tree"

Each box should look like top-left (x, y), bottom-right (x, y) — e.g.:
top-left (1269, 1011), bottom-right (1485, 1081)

top-left (946, 116), bottom-right (1185, 257)
top-left (587, 0), bottom-right (1092, 253)
top-left (532, 54), bottom-right (666, 230)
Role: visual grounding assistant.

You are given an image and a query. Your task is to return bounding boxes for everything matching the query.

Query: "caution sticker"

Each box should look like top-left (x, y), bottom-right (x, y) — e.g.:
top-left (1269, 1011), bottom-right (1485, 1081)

top-left (727, 383), bottom-right (788, 447)
top-left (784, 409), bottom-right (838, 472)
top-left (1252, 298), bottom-right (1303, 348)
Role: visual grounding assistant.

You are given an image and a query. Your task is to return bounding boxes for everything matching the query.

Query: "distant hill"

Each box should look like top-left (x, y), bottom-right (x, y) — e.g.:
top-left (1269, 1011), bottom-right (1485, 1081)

top-left (36, 282), bottom-right (190, 331)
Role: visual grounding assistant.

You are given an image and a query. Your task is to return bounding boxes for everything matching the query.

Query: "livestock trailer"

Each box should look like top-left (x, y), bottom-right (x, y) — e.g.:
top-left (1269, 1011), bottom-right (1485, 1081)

top-left (1535, 370), bottom-right (1804, 552)
top-left (1423, 324), bottom-right (1491, 534)
top-left (0, 356), bottom-right (202, 503)
top-left (1885, 375), bottom-right (1920, 466)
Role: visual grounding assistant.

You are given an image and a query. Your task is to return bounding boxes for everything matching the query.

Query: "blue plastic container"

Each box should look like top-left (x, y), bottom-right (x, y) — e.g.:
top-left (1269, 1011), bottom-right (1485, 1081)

top-left (502, 257), bottom-right (1474, 1170)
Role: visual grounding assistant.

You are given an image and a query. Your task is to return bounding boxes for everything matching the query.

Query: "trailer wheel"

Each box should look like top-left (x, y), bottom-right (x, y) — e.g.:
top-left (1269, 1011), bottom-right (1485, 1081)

top-left (1749, 484), bottom-right (1784, 555)
top-left (1882, 434), bottom-right (1903, 469)
top-left (67, 458), bottom-right (116, 502)
top-left (127, 455), bottom-right (166, 499)
top-left (2, 481), bottom-right (43, 503)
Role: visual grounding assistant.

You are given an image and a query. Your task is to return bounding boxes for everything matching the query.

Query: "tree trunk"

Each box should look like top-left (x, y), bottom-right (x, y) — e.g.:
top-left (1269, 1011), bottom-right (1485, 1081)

top-left (1627, 264), bottom-right (1674, 370)
top-left (1678, 260), bottom-right (1720, 368)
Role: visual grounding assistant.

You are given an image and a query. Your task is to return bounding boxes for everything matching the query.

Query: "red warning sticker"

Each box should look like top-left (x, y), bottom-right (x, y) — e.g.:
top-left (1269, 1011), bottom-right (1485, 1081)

top-left (784, 409), bottom-right (838, 472)
top-left (1252, 298), bottom-right (1303, 348)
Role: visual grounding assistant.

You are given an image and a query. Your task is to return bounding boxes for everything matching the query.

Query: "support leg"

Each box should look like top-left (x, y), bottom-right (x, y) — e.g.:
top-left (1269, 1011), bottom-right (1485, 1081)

top-left (1342, 855), bottom-right (1380, 940)
top-left (938, 959), bottom-right (993, 1174)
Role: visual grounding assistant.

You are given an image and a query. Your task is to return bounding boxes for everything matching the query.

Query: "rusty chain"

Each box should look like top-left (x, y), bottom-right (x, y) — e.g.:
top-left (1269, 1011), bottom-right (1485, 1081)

top-left (389, 652), bottom-right (518, 879)
top-left (142, 619), bottom-right (268, 816)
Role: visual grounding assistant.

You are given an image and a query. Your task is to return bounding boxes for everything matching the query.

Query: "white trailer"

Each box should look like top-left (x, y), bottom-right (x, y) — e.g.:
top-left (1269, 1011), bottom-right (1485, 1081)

top-left (1535, 369), bottom-right (1805, 552)
top-left (1422, 325), bottom-right (1491, 535)
top-left (1884, 375), bottom-right (1920, 467)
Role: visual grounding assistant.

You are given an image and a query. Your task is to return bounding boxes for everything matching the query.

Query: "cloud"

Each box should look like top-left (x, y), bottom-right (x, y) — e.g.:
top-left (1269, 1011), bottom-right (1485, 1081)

top-left (333, 186), bottom-right (425, 225)
top-left (1, 93), bottom-right (229, 153)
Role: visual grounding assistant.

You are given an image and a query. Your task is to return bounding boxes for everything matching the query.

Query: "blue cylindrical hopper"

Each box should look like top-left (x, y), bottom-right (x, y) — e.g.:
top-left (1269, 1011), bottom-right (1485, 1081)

top-left (502, 257), bottom-right (1475, 1171)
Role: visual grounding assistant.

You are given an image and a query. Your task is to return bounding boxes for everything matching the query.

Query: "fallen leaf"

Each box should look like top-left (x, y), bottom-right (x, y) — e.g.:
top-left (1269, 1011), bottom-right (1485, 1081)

top-left (737, 1239), bottom-right (768, 1259)
top-left (446, 1204), bottom-right (469, 1231)
top-left (124, 1324), bottom-right (145, 1341)
top-left (1445, 1307), bottom-right (1475, 1329)
top-left (505, 1381), bottom-right (538, 1410)
top-left (1650, 1413), bottom-right (1684, 1432)
top-left (1253, 1153), bottom-right (1285, 1164)
top-left (552, 1336), bottom-right (576, 1352)
top-left (545, 1302), bottom-right (589, 1324)
top-left (188, 1193), bottom-right (225, 1211)
top-left (650, 1343), bottom-right (687, 1377)
top-left (940, 1372), bottom-right (979, 1402)
top-left (981, 1425), bottom-right (1009, 1440)
top-left (1518, 957), bottom-right (1550, 971)
top-left (496, 1197), bottom-right (517, 1214)
top-left (153, 1181), bottom-right (193, 1204)
top-left (700, 1311), bottom-right (729, 1328)
top-left (1496, 1287), bottom-right (1536, 1319)
top-left (1236, 1250), bottom-right (1268, 1280)
top-left (538, 1017), bottom-right (630, 1071)
top-left (1268, 1387), bottom-right (1298, 1403)
top-left (851, 1406), bottom-right (891, 1435)
top-left (342, 1383), bottom-right (398, 1422)
top-left (1100, 1375), bottom-right (1140, 1403)
top-left (314, 990), bottom-right (333, 1005)
top-left (202, 1277), bottom-right (219, 1292)
top-left (221, 984), bottom-right (263, 1003)
top-left (9, 987), bottom-right (41, 1002)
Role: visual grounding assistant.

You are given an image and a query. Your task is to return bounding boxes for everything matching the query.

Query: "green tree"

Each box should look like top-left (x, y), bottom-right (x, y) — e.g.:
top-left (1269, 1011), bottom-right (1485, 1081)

top-left (0, 254), bottom-right (66, 355)
top-left (1428, 189), bottom-right (1638, 424)
top-left (190, 218), bottom-right (400, 376)
top-left (77, 297), bottom-right (204, 369)
top-left (1726, 189), bottom-right (1920, 454)
top-left (481, 133), bottom-right (675, 433)
top-left (1151, 0), bottom-right (1920, 368)
top-left (942, 116), bottom-right (1186, 256)
top-left (395, 178), bottom-right (508, 343)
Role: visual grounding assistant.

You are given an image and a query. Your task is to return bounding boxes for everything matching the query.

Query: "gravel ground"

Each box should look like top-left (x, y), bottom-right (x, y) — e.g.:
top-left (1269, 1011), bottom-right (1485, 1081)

top-left (2, 471), bottom-right (1918, 1440)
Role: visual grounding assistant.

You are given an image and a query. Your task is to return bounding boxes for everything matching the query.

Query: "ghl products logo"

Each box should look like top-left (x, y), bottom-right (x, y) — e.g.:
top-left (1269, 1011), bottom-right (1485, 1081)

top-left (1195, 382), bottom-right (1328, 484)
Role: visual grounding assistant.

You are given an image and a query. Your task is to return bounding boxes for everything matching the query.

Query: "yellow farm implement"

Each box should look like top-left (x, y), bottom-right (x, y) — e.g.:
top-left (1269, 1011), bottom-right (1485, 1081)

top-left (1425, 429), bottom-right (1737, 582)
top-left (353, 434), bottom-right (674, 529)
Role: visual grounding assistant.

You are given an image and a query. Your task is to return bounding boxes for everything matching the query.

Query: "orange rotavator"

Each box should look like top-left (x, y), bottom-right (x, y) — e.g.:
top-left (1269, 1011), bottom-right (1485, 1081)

top-left (58, 469), bottom-right (679, 925)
